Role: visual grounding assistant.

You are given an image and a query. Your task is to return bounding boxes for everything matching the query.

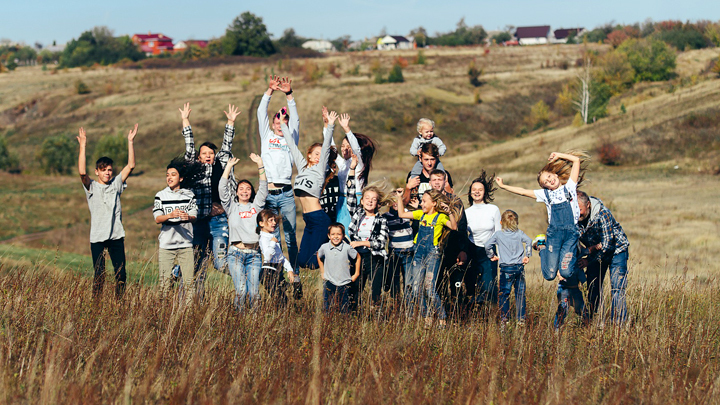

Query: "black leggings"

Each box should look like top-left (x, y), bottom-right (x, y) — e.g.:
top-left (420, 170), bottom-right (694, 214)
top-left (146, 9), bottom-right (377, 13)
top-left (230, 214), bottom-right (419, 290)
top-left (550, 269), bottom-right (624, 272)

top-left (90, 238), bottom-right (126, 299)
top-left (349, 251), bottom-right (386, 310)
top-left (261, 264), bottom-right (289, 308)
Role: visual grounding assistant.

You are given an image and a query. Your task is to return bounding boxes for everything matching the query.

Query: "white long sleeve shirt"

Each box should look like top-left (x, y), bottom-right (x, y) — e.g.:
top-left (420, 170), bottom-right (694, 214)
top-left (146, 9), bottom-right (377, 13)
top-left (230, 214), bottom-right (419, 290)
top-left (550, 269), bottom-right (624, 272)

top-left (257, 93), bottom-right (300, 185)
top-left (465, 203), bottom-right (502, 247)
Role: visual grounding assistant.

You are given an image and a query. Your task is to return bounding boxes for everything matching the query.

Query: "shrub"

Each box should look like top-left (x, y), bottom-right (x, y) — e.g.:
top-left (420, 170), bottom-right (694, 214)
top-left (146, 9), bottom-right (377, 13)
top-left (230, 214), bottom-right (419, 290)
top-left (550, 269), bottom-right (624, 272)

top-left (38, 135), bottom-right (76, 174)
top-left (527, 100), bottom-right (551, 129)
top-left (346, 64), bottom-right (361, 76)
top-left (93, 133), bottom-right (128, 166)
top-left (302, 60), bottom-right (323, 82)
top-left (0, 136), bottom-right (20, 172)
top-left (616, 38), bottom-right (676, 82)
top-left (383, 117), bottom-right (396, 132)
top-left (221, 71), bottom-right (235, 81)
top-left (711, 60), bottom-right (720, 78)
top-left (468, 61), bottom-right (483, 87)
top-left (596, 51), bottom-right (635, 94)
top-left (387, 64), bottom-right (404, 83)
top-left (76, 80), bottom-right (91, 94)
top-left (554, 84), bottom-right (575, 116)
top-left (597, 136), bottom-right (622, 165)
top-left (415, 51), bottom-right (426, 65)
top-left (393, 56), bottom-right (409, 68)
top-left (373, 72), bottom-right (386, 84)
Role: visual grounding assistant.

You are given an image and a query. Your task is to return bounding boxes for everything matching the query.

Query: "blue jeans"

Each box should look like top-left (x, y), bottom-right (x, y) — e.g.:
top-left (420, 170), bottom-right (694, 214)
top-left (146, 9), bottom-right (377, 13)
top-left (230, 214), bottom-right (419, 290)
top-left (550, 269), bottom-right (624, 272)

top-left (472, 245), bottom-right (498, 304)
top-left (265, 188), bottom-right (298, 271)
top-left (297, 210), bottom-right (331, 270)
top-left (554, 283), bottom-right (589, 329)
top-left (324, 281), bottom-right (350, 313)
top-left (406, 248), bottom-right (447, 320)
top-left (586, 250), bottom-right (629, 325)
top-left (191, 214), bottom-right (229, 300)
top-left (498, 265), bottom-right (526, 322)
top-left (540, 227), bottom-right (583, 281)
top-left (226, 248), bottom-right (262, 310)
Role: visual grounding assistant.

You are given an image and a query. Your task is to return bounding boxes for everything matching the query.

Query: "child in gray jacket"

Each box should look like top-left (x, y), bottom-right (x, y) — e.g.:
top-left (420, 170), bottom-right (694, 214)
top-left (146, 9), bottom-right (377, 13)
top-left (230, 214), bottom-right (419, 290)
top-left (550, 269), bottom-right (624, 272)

top-left (485, 210), bottom-right (533, 323)
top-left (409, 118), bottom-right (446, 177)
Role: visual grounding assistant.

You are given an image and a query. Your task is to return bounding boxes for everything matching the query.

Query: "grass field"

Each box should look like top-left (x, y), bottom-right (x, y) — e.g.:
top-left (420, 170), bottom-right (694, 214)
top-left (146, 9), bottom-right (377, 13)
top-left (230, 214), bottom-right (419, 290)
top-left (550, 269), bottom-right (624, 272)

top-left (1, 44), bottom-right (720, 403)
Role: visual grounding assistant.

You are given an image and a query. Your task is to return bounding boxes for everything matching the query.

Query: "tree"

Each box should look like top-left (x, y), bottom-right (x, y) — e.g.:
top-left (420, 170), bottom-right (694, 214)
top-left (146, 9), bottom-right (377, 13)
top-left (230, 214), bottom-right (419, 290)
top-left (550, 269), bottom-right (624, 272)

top-left (93, 133), bottom-right (128, 165)
top-left (617, 38), bottom-right (676, 82)
top-left (60, 26), bottom-right (144, 67)
top-left (330, 35), bottom-right (351, 52)
top-left (38, 135), bottom-right (75, 174)
top-left (705, 23), bottom-right (720, 47)
top-left (491, 32), bottom-right (512, 44)
top-left (597, 51), bottom-right (635, 94)
top-left (0, 136), bottom-right (20, 172)
top-left (276, 28), bottom-right (304, 48)
top-left (410, 27), bottom-right (428, 47)
top-left (574, 57), bottom-right (592, 125)
top-left (387, 64), bottom-right (404, 83)
top-left (222, 12), bottom-right (275, 57)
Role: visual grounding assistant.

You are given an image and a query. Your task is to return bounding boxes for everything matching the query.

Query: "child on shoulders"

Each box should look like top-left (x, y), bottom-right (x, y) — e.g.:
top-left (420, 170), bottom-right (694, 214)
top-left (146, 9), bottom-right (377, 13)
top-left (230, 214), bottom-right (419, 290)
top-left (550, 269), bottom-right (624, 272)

top-left (409, 118), bottom-right (446, 177)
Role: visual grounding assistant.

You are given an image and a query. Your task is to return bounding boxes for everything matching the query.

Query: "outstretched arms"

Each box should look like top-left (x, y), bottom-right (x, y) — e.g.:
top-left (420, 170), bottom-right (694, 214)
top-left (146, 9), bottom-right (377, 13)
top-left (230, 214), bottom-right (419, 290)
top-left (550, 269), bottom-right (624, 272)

top-left (396, 190), bottom-right (415, 220)
top-left (77, 127), bottom-right (91, 190)
top-left (495, 177), bottom-right (535, 199)
top-left (120, 124), bottom-right (137, 183)
top-left (216, 104), bottom-right (240, 166)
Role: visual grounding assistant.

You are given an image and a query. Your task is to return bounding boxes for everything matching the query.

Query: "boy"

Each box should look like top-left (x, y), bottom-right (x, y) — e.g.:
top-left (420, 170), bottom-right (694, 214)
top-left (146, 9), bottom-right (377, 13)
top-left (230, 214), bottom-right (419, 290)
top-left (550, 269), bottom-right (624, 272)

top-left (153, 158), bottom-right (199, 305)
top-left (77, 124), bottom-right (137, 300)
top-left (317, 223), bottom-right (361, 313)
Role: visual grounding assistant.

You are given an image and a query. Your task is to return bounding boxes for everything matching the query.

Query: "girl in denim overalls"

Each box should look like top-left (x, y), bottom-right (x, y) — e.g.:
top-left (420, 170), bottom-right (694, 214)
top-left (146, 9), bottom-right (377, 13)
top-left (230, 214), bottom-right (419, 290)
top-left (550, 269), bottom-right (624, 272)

top-left (495, 151), bottom-right (588, 282)
top-left (397, 189), bottom-right (458, 327)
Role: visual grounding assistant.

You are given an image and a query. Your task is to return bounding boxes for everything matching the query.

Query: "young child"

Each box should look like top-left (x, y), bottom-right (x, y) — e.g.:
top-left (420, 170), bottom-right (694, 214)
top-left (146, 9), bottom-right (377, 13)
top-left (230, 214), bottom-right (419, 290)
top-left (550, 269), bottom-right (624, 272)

top-left (409, 118), bottom-right (446, 177)
top-left (77, 124), bottom-right (138, 300)
top-left (317, 223), bottom-right (361, 313)
top-left (153, 157), bottom-right (201, 305)
top-left (257, 209), bottom-right (296, 307)
top-left (495, 151), bottom-right (588, 283)
top-left (397, 189), bottom-right (458, 327)
top-left (382, 189), bottom-right (414, 299)
top-left (485, 210), bottom-right (532, 324)
top-left (346, 160), bottom-right (389, 309)
top-left (220, 154), bottom-right (268, 311)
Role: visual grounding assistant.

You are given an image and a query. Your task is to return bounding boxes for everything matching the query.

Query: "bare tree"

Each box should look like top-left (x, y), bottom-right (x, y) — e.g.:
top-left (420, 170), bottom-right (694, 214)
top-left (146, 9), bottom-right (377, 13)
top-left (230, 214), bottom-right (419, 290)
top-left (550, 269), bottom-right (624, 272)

top-left (573, 57), bottom-right (592, 124)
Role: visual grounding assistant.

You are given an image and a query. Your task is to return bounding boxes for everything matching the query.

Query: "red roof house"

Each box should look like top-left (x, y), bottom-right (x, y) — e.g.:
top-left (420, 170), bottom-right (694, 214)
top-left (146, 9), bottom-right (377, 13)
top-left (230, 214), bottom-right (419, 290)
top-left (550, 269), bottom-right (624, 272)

top-left (131, 32), bottom-right (174, 55)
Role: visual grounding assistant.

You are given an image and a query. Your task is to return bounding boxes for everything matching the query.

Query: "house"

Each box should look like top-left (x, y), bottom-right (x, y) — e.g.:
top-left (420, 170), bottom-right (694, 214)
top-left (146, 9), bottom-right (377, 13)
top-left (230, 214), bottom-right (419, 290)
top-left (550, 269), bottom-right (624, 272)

top-left (514, 26), bottom-right (551, 45)
top-left (131, 32), bottom-right (174, 56)
top-left (552, 28), bottom-right (585, 44)
top-left (302, 40), bottom-right (336, 53)
top-left (174, 40), bottom-right (209, 51)
top-left (376, 35), bottom-right (415, 51)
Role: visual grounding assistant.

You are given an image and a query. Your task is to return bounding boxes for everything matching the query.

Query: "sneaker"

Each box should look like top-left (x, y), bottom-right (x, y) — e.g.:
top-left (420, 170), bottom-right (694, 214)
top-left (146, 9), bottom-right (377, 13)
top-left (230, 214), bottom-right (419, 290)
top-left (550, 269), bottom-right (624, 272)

top-left (293, 281), bottom-right (304, 300)
top-left (533, 234), bottom-right (546, 251)
top-left (171, 265), bottom-right (181, 281)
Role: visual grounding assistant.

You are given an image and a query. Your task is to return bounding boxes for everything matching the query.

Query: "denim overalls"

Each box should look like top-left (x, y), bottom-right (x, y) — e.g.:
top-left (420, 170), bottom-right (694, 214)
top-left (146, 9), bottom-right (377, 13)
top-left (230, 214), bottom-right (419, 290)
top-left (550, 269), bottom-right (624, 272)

top-left (539, 187), bottom-right (584, 282)
top-left (405, 214), bottom-right (447, 320)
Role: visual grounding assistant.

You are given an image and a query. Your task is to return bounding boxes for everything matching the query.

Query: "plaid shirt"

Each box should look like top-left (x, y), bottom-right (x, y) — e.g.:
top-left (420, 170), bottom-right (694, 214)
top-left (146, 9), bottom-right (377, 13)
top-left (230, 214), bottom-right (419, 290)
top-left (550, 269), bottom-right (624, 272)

top-left (183, 124), bottom-right (236, 219)
top-left (579, 199), bottom-right (629, 262)
top-left (346, 175), bottom-right (389, 258)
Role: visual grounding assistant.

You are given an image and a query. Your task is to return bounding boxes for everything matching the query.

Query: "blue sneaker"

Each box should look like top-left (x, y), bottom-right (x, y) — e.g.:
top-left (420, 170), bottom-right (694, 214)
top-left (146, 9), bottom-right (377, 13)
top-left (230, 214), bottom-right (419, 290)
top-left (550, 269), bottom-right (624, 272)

top-left (171, 265), bottom-right (181, 281)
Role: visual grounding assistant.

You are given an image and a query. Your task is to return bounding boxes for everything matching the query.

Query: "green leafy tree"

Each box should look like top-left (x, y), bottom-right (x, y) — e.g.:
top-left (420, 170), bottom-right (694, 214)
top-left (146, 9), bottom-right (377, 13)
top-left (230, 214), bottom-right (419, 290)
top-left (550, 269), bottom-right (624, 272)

top-left (597, 51), bottom-right (635, 94)
top-left (429, 18), bottom-right (487, 46)
top-left (617, 38), bottom-right (676, 82)
top-left (276, 28), bottom-right (305, 48)
top-left (491, 32), bottom-right (512, 44)
top-left (38, 135), bottom-right (76, 174)
top-left (60, 26), bottom-right (144, 67)
top-left (222, 12), bottom-right (276, 57)
top-left (93, 133), bottom-right (128, 165)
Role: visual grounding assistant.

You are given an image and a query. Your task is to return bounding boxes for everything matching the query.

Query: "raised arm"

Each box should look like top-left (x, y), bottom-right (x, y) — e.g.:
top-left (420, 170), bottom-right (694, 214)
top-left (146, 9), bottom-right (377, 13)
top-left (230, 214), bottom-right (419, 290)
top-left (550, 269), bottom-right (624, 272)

top-left (76, 127), bottom-right (91, 190)
top-left (338, 113), bottom-right (364, 176)
top-left (318, 111), bottom-right (337, 174)
top-left (495, 177), bottom-right (535, 199)
top-left (346, 156), bottom-right (359, 215)
top-left (216, 104), bottom-right (240, 166)
top-left (441, 205), bottom-right (458, 231)
top-left (249, 153), bottom-right (268, 207)
top-left (549, 152), bottom-right (580, 184)
top-left (257, 76), bottom-right (280, 141)
top-left (278, 77), bottom-right (300, 145)
top-left (396, 191), bottom-right (415, 220)
top-left (120, 124), bottom-right (137, 183)
top-left (281, 123), bottom-right (306, 170)
top-left (179, 103), bottom-right (195, 161)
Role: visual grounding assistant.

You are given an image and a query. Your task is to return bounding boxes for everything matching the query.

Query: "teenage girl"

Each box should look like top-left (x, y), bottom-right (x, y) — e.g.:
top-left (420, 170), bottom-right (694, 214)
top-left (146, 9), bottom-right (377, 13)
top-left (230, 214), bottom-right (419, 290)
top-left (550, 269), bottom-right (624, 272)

top-left (496, 151), bottom-right (588, 282)
top-left (397, 189), bottom-right (458, 327)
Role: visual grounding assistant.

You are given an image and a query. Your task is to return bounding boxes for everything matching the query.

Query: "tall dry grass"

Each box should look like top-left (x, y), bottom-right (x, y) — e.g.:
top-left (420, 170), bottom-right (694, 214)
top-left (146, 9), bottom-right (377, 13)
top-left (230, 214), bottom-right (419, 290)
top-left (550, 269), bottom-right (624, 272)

top-left (1, 261), bottom-right (718, 404)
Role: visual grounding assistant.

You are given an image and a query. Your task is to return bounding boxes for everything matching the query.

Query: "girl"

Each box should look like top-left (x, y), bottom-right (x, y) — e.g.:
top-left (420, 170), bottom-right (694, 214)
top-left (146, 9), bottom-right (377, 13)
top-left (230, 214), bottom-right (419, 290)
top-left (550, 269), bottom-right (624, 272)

top-left (346, 158), bottom-right (390, 309)
top-left (465, 170), bottom-right (501, 304)
top-left (484, 210), bottom-right (533, 324)
top-left (397, 189), bottom-right (458, 327)
top-left (219, 153), bottom-right (267, 311)
top-left (257, 209), bottom-right (295, 308)
top-left (496, 151), bottom-right (588, 282)
top-left (282, 110), bottom-right (336, 272)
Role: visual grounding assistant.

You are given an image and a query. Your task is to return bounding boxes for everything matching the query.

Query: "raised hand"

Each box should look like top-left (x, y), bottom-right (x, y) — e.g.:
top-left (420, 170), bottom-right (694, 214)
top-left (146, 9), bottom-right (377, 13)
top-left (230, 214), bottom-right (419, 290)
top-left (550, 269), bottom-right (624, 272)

top-left (406, 176), bottom-right (421, 190)
top-left (278, 77), bottom-right (293, 94)
top-left (268, 75), bottom-right (281, 91)
top-left (249, 153), bottom-right (263, 167)
top-left (327, 110), bottom-right (338, 126)
top-left (548, 152), bottom-right (559, 162)
top-left (227, 157), bottom-right (240, 167)
top-left (179, 103), bottom-right (191, 120)
top-left (338, 113), bottom-right (351, 132)
top-left (77, 127), bottom-right (87, 146)
top-left (350, 154), bottom-right (358, 170)
top-left (321, 106), bottom-right (329, 125)
top-left (127, 123), bottom-right (138, 142)
top-left (224, 104), bottom-right (241, 123)
top-left (495, 177), bottom-right (505, 187)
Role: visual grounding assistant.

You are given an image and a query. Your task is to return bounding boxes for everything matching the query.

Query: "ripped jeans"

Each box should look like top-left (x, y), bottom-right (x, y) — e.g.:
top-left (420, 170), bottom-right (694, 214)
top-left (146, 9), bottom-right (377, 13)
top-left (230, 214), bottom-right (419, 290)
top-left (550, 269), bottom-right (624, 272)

top-left (540, 227), bottom-right (585, 282)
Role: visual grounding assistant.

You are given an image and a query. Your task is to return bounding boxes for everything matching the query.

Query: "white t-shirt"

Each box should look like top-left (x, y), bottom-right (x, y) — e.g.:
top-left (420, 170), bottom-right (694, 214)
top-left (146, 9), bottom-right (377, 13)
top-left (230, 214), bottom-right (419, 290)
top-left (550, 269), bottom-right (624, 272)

top-left (465, 203), bottom-right (501, 247)
top-left (533, 178), bottom-right (580, 224)
top-left (357, 215), bottom-right (376, 241)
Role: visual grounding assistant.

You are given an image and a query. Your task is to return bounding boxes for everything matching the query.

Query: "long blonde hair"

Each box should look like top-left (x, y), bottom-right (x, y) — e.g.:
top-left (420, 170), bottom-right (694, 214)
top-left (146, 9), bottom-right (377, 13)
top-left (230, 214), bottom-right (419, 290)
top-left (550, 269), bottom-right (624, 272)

top-left (537, 150), bottom-right (590, 188)
top-left (362, 180), bottom-right (392, 213)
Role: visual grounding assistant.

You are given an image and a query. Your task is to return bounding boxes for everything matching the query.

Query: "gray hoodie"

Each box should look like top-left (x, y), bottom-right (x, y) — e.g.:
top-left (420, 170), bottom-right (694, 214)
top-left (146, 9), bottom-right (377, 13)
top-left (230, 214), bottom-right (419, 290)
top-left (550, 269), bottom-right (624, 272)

top-left (283, 123), bottom-right (333, 199)
top-left (220, 178), bottom-right (268, 244)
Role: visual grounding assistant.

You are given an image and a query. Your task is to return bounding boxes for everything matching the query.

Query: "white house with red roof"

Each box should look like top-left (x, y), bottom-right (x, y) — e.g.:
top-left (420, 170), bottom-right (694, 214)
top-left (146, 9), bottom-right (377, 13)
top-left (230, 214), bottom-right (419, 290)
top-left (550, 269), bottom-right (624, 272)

top-left (131, 32), bottom-right (174, 56)
top-left (174, 40), bottom-right (209, 52)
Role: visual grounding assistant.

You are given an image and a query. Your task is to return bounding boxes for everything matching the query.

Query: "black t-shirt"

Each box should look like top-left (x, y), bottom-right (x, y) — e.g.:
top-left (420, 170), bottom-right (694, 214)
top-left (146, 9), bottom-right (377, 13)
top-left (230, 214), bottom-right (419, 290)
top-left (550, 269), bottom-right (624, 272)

top-left (406, 170), bottom-right (454, 200)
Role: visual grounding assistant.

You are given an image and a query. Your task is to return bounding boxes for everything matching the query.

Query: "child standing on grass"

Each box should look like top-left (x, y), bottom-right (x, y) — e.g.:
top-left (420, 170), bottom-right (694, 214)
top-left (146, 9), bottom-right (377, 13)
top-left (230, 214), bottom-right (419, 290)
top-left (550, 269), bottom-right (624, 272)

top-left (485, 210), bottom-right (532, 324)
top-left (220, 154), bottom-right (268, 311)
top-left (397, 189), bottom-right (458, 328)
top-left (409, 118), bottom-right (446, 177)
top-left (257, 209), bottom-right (295, 307)
top-left (77, 124), bottom-right (138, 300)
top-left (382, 189), bottom-right (415, 300)
top-left (153, 157), bottom-right (201, 305)
top-left (495, 151), bottom-right (588, 283)
top-left (317, 223), bottom-right (361, 313)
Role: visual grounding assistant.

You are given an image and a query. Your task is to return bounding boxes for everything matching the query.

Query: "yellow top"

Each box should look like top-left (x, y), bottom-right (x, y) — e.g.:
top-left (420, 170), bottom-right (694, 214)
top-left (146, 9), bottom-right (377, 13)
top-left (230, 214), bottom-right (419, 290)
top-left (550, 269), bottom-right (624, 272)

top-left (412, 210), bottom-right (449, 246)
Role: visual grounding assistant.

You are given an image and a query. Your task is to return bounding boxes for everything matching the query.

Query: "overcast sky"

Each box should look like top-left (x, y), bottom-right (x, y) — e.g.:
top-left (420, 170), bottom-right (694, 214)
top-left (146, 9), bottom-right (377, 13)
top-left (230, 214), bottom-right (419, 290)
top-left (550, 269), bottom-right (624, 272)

top-left (3, 0), bottom-right (718, 46)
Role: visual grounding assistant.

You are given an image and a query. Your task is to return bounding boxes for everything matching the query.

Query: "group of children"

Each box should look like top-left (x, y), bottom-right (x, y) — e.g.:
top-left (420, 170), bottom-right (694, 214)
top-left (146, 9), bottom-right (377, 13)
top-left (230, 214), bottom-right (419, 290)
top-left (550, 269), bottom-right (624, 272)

top-left (79, 75), bottom-right (596, 329)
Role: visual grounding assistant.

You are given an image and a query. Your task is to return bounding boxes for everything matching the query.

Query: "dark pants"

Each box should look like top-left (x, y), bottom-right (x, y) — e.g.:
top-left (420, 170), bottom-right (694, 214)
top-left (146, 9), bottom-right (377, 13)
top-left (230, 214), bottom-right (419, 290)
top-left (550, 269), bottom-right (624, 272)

top-left (297, 210), bottom-right (331, 270)
top-left (472, 245), bottom-right (498, 304)
top-left (260, 265), bottom-right (288, 309)
top-left (90, 238), bottom-right (126, 299)
top-left (324, 281), bottom-right (350, 313)
top-left (386, 248), bottom-right (412, 298)
top-left (554, 284), bottom-right (589, 329)
top-left (350, 251), bottom-right (385, 309)
top-left (585, 250), bottom-right (629, 324)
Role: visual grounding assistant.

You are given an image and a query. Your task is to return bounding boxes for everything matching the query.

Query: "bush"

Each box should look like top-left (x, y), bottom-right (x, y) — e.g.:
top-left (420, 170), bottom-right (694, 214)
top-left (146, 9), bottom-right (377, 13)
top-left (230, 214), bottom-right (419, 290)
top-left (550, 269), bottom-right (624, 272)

top-left (93, 134), bottom-right (128, 166)
top-left (76, 80), bottom-right (91, 94)
top-left (655, 23), bottom-right (709, 50)
top-left (0, 136), bottom-right (20, 172)
top-left (597, 137), bottom-right (622, 165)
top-left (468, 61), bottom-right (483, 87)
top-left (374, 71), bottom-right (386, 84)
top-left (387, 64), bottom-right (404, 83)
top-left (415, 51), bottom-right (426, 65)
top-left (596, 51), bottom-right (635, 94)
top-left (38, 135), bottom-right (76, 174)
top-left (491, 32), bottom-right (512, 44)
top-left (527, 100), bottom-right (550, 129)
top-left (617, 38), bottom-right (676, 82)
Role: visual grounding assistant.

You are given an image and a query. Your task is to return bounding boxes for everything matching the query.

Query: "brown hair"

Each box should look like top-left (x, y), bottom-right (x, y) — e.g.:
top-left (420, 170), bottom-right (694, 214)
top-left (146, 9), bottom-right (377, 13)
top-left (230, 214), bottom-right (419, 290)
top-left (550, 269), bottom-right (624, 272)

top-left (255, 209), bottom-right (281, 234)
top-left (501, 210), bottom-right (519, 232)
top-left (419, 142), bottom-right (440, 160)
top-left (468, 170), bottom-right (496, 204)
top-left (327, 222), bottom-right (346, 234)
top-left (305, 142), bottom-right (322, 169)
top-left (537, 150), bottom-right (590, 188)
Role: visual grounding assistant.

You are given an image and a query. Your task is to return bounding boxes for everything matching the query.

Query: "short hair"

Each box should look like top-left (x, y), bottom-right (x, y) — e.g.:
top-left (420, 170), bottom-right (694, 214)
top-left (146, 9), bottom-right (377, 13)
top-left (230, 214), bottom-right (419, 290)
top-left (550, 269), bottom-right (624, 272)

top-left (416, 118), bottom-right (435, 134)
top-left (576, 190), bottom-right (590, 205)
top-left (501, 210), bottom-right (519, 232)
top-left (198, 142), bottom-right (217, 154)
top-left (328, 222), bottom-right (345, 234)
top-left (419, 143), bottom-right (440, 160)
top-left (429, 169), bottom-right (446, 180)
top-left (96, 156), bottom-right (113, 170)
top-left (255, 209), bottom-right (280, 234)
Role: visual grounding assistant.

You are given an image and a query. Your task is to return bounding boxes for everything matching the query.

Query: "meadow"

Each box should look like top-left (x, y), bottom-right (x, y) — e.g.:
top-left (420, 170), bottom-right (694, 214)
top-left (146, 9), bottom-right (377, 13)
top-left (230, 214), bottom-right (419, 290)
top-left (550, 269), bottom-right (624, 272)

top-left (1, 44), bottom-right (720, 403)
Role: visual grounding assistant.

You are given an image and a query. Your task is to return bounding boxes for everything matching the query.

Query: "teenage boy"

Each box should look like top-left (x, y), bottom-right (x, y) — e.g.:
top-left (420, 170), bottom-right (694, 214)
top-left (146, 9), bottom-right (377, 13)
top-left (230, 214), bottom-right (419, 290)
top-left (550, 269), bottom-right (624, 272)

top-left (317, 223), bottom-right (361, 313)
top-left (179, 102), bottom-right (240, 297)
top-left (257, 76), bottom-right (300, 269)
top-left (77, 124), bottom-right (138, 300)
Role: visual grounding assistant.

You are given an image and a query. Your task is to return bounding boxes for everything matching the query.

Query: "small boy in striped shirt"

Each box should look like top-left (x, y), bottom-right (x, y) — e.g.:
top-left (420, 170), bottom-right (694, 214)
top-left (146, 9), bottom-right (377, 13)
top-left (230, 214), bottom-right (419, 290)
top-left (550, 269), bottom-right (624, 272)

top-left (382, 189), bottom-right (415, 298)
